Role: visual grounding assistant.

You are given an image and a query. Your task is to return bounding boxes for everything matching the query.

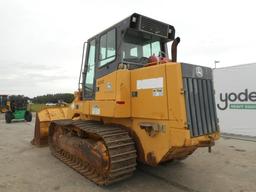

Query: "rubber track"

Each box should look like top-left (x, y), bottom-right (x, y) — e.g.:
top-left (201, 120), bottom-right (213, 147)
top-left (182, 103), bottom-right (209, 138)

top-left (49, 120), bottom-right (137, 185)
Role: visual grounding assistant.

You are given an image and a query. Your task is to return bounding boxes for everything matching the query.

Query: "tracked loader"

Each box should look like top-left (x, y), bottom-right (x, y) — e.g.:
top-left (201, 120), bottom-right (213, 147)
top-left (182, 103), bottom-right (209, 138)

top-left (31, 13), bottom-right (220, 185)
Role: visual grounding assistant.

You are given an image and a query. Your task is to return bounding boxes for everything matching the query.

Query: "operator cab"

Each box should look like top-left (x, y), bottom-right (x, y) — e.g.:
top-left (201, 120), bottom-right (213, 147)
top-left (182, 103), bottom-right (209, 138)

top-left (9, 96), bottom-right (28, 112)
top-left (82, 13), bottom-right (179, 99)
top-left (122, 14), bottom-right (176, 68)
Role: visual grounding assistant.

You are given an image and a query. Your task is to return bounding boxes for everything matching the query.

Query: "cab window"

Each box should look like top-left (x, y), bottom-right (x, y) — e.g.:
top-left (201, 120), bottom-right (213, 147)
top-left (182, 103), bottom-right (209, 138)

top-left (123, 40), bottom-right (161, 62)
top-left (84, 39), bottom-right (96, 98)
top-left (99, 29), bottom-right (116, 67)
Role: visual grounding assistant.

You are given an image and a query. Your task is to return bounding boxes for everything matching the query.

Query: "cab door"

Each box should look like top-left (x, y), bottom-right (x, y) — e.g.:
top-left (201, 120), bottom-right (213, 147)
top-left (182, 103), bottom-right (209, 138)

top-left (83, 39), bottom-right (96, 100)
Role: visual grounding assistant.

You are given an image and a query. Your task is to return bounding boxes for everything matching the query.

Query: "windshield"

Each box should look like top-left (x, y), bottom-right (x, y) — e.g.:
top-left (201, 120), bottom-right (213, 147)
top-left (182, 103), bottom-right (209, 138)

top-left (122, 38), bottom-right (162, 64)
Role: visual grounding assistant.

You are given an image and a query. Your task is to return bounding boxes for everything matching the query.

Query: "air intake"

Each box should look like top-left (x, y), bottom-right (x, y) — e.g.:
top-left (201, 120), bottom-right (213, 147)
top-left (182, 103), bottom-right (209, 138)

top-left (139, 16), bottom-right (169, 38)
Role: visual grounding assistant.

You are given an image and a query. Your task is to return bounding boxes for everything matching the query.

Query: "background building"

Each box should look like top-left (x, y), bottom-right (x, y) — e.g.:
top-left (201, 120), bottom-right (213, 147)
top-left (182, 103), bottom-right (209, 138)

top-left (214, 63), bottom-right (256, 136)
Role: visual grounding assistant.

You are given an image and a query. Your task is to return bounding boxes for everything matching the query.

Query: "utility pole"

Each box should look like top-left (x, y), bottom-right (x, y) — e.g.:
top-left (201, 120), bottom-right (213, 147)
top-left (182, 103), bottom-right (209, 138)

top-left (214, 60), bottom-right (220, 68)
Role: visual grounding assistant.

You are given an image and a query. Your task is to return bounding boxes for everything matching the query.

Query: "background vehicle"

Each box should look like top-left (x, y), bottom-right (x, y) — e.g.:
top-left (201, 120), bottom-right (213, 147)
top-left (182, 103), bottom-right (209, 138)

top-left (5, 96), bottom-right (32, 123)
top-left (0, 95), bottom-right (9, 113)
top-left (31, 13), bottom-right (220, 185)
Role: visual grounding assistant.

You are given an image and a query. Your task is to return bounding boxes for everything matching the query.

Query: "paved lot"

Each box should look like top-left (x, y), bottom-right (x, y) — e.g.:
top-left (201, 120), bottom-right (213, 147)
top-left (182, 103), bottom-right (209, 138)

top-left (0, 113), bottom-right (255, 192)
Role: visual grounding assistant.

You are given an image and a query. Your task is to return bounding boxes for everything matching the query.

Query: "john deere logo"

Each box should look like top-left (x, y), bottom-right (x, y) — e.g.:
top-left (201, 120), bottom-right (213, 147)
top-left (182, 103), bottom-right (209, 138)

top-left (217, 89), bottom-right (256, 110)
top-left (195, 67), bottom-right (203, 78)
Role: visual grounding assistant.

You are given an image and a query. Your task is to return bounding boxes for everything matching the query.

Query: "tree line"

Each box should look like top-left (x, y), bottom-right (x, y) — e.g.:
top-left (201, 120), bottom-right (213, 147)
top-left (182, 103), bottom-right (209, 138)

top-left (32, 93), bottom-right (74, 104)
top-left (5, 93), bottom-right (74, 104)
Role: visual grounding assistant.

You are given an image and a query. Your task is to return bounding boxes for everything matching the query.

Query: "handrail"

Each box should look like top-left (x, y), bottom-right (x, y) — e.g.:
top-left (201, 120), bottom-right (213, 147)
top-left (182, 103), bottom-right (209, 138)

top-left (78, 41), bottom-right (87, 90)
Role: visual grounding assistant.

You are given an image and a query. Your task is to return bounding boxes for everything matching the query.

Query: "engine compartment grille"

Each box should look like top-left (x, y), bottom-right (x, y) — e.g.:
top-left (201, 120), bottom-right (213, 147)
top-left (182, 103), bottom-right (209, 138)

top-left (182, 64), bottom-right (219, 137)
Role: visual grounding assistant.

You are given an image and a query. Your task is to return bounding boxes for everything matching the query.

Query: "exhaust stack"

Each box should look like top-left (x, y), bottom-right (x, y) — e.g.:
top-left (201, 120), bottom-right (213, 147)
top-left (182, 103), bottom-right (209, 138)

top-left (171, 37), bottom-right (180, 62)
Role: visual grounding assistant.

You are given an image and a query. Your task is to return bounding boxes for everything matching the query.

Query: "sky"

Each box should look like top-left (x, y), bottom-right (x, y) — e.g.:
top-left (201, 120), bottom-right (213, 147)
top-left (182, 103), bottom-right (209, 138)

top-left (0, 0), bottom-right (256, 97)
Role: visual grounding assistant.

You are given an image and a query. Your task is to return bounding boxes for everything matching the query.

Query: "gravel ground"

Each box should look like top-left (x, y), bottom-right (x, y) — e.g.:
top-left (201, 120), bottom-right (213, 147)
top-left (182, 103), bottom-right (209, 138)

top-left (0, 113), bottom-right (255, 192)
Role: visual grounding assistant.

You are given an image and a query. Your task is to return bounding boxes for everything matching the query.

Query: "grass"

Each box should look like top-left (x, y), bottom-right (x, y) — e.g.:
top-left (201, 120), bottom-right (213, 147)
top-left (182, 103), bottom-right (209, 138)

top-left (28, 103), bottom-right (69, 112)
top-left (28, 104), bottom-right (54, 112)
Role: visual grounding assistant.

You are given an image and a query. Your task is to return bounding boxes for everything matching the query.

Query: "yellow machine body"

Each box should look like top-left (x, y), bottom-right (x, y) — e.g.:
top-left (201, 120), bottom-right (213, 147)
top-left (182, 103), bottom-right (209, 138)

top-left (31, 14), bottom-right (220, 184)
top-left (33, 62), bottom-right (219, 165)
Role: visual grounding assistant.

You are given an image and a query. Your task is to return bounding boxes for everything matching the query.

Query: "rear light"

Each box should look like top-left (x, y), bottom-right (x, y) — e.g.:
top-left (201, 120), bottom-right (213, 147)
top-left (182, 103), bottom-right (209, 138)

top-left (116, 101), bottom-right (125, 104)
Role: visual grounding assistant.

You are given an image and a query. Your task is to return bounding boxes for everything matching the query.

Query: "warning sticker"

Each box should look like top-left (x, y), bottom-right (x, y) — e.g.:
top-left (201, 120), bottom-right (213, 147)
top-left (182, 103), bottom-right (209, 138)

top-left (92, 105), bottom-right (100, 115)
top-left (153, 88), bottom-right (163, 96)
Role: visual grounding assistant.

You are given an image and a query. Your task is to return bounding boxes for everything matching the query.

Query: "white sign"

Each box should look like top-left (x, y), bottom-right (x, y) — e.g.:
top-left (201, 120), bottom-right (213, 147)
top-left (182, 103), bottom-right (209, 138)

top-left (137, 77), bottom-right (163, 90)
top-left (214, 63), bottom-right (256, 136)
top-left (92, 105), bottom-right (100, 115)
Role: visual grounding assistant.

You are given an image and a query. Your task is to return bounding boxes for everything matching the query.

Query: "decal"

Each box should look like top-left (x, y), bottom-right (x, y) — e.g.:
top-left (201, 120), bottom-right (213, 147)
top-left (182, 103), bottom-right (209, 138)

top-left (106, 82), bottom-right (112, 90)
top-left (153, 88), bottom-right (163, 96)
top-left (137, 77), bottom-right (163, 90)
top-left (92, 105), bottom-right (100, 115)
top-left (195, 66), bottom-right (203, 78)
